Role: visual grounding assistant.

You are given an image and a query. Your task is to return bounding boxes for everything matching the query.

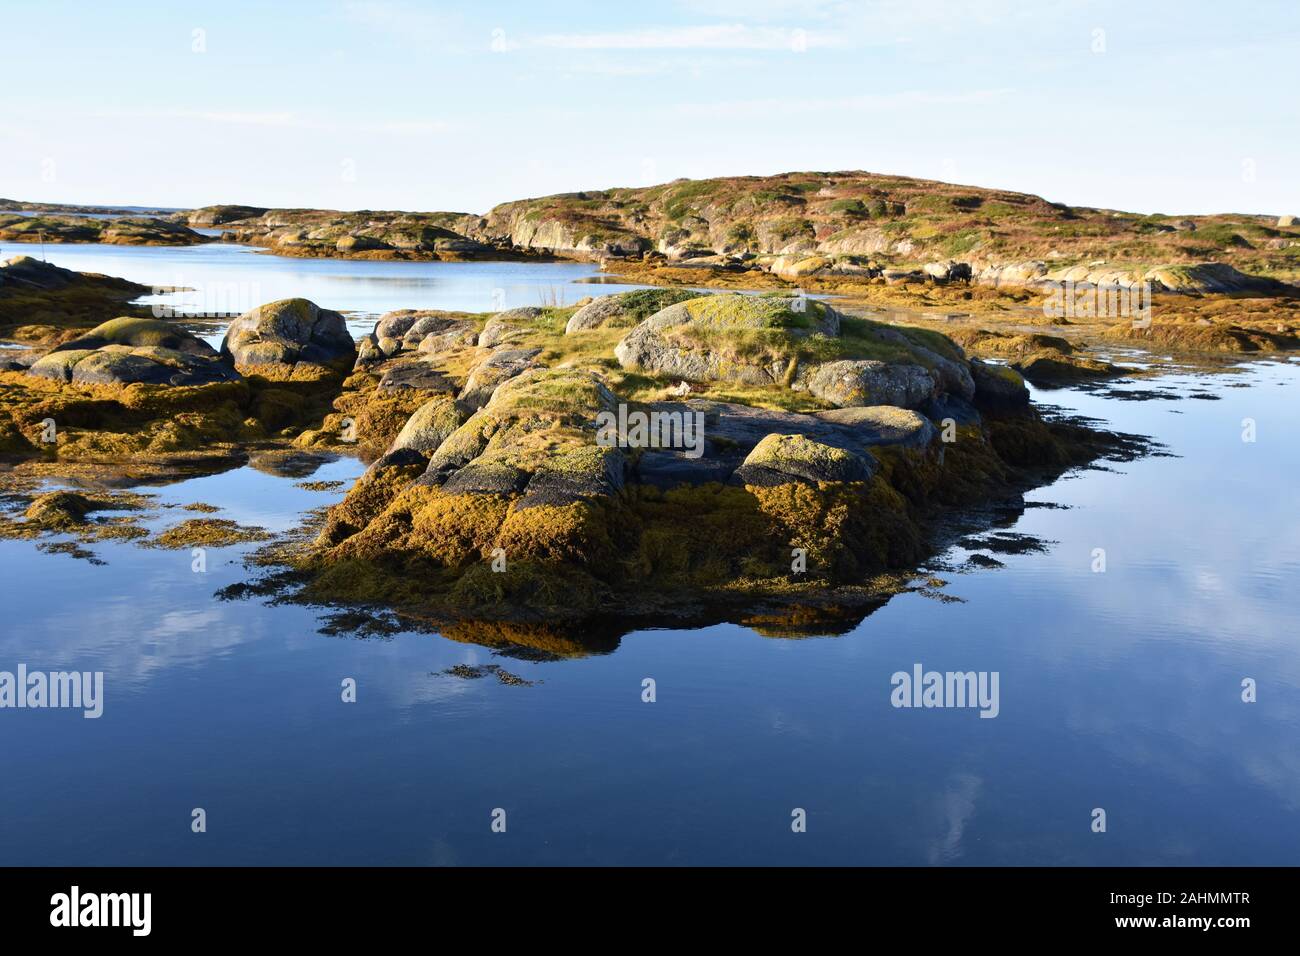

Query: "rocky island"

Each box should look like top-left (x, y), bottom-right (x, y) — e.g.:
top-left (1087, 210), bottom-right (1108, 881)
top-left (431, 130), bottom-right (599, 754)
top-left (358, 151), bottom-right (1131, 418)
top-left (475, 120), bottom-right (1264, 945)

top-left (0, 212), bottom-right (207, 247)
top-left (2, 168), bottom-right (1297, 647)
top-left (16, 170), bottom-right (1296, 379)
top-left (1, 251), bottom-right (1142, 646)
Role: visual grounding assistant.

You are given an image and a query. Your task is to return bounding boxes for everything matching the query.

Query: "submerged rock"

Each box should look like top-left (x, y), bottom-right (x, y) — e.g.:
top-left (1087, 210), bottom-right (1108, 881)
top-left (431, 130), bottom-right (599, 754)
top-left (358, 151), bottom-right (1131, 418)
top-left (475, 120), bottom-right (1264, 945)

top-left (25, 491), bottom-right (95, 528)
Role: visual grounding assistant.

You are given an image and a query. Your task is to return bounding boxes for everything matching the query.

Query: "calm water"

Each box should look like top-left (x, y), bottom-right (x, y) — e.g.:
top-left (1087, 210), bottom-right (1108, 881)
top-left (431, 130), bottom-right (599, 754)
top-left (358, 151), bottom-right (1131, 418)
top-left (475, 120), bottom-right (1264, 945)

top-left (1, 246), bottom-right (1297, 865)
top-left (0, 208), bottom-right (182, 221)
top-left (1, 240), bottom-right (655, 341)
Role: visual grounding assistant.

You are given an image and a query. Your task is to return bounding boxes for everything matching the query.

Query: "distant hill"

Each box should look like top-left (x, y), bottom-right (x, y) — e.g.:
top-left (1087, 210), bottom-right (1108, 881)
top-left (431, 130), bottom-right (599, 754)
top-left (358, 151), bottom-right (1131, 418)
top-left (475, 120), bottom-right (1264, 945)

top-left (11, 170), bottom-right (1300, 287)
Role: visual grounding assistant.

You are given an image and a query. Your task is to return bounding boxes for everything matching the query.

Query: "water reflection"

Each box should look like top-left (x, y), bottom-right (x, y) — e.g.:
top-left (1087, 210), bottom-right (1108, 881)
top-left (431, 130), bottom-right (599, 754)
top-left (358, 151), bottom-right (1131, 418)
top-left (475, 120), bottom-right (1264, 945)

top-left (0, 302), bottom-right (1297, 864)
top-left (3, 241), bottom-right (659, 341)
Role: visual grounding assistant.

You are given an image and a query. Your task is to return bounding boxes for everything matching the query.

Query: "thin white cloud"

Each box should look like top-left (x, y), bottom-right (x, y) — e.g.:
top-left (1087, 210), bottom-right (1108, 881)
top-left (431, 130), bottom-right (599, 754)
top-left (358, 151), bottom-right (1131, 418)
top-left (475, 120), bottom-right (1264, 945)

top-left (94, 108), bottom-right (313, 128)
top-left (90, 109), bottom-right (451, 136)
top-left (189, 111), bottom-right (302, 127)
top-left (340, 0), bottom-right (456, 38)
top-left (667, 87), bottom-right (1014, 118)
top-left (367, 119), bottom-right (452, 135)
top-left (528, 24), bottom-right (837, 51)
top-left (675, 0), bottom-right (849, 19)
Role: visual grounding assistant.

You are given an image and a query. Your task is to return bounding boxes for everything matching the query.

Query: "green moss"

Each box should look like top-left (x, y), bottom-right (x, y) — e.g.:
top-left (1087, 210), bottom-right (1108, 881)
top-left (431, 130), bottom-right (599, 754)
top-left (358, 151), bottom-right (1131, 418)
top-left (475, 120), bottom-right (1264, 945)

top-left (744, 433), bottom-right (860, 472)
top-left (614, 287), bottom-right (704, 322)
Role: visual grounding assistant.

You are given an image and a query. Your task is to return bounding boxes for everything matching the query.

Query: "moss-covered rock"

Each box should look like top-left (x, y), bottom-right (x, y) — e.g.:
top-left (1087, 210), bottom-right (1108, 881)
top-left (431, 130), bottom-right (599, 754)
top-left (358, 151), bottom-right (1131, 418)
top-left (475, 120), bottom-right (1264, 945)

top-left (614, 292), bottom-right (841, 385)
top-left (969, 360), bottom-right (1030, 408)
top-left (356, 310), bottom-right (478, 365)
top-left (388, 395), bottom-right (462, 455)
top-left (565, 287), bottom-right (704, 334)
top-left (28, 318), bottom-right (239, 386)
top-left (798, 359), bottom-right (936, 408)
top-left (221, 298), bottom-right (356, 372)
top-left (458, 348), bottom-right (542, 411)
top-left (735, 433), bottom-right (875, 486)
top-left (478, 307), bottom-right (545, 348)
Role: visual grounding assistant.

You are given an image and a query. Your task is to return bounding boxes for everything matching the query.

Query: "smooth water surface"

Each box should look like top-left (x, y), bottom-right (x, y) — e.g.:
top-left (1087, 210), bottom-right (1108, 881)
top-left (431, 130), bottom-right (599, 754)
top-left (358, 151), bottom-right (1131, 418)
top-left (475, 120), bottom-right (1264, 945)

top-left (1, 240), bottom-right (656, 340)
top-left (1, 360), bottom-right (1296, 865)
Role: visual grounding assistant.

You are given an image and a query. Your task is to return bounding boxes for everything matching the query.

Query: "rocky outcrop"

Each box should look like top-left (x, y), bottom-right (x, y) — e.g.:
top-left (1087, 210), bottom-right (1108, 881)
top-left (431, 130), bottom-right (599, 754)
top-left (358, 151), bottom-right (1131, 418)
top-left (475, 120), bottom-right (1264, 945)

top-left (184, 205), bottom-right (269, 227)
top-left (356, 310), bottom-right (477, 365)
top-left (0, 214), bottom-right (207, 247)
top-left (458, 348), bottom-right (543, 411)
top-left (220, 298), bottom-right (356, 373)
top-left (28, 317), bottom-right (239, 386)
top-left (969, 360), bottom-right (1029, 409)
top-left (214, 208), bottom-right (501, 261)
top-left (734, 433), bottom-right (875, 486)
top-left (612, 292), bottom-right (983, 410)
top-left (1140, 262), bottom-right (1288, 295)
top-left (633, 400), bottom-right (935, 489)
top-left (614, 293), bottom-right (841, 387)
top-left (0, 255), bottom-right (152, 333)
top-left (565, 288), bottom-right (703, 334)
top-left (798, 359), bottom-right (936, 408)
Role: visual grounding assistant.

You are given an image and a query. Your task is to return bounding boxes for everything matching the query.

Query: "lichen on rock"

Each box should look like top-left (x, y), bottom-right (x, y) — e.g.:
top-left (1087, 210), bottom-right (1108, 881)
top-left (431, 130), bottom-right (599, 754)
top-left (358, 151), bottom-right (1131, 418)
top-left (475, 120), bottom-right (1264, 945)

top-left (220, 298), bottom-right (356, 374)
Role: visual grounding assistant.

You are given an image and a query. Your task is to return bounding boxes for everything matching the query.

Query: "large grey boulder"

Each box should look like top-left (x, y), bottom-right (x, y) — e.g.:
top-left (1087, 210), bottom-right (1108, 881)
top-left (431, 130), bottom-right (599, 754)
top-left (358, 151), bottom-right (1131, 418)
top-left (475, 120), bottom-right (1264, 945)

top-left (29, 317), bottom-right (238, 386)
top-left (387, 395), bottom-right (463, 456)
top-left (734, 433), bottom-right (876, 487)
top-left (565, 288), bottom-right (704, 334)
top-left (614, 293), bottom-right (841, 386)
top-left (798, 359), bottom-right (936, 409)
top-left (220, 298), bottom-right (356, 370)
top-left (457, 348), bottom-right (543, 411)
top-left (969, 359), bottom-right (1030, 409)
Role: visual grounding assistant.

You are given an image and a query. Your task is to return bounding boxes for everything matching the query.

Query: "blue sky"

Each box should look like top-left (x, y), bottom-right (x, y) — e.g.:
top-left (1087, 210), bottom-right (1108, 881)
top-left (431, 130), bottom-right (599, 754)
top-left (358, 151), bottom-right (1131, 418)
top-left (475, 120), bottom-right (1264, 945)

top-left (2, 0), bottom-right (1296, 215)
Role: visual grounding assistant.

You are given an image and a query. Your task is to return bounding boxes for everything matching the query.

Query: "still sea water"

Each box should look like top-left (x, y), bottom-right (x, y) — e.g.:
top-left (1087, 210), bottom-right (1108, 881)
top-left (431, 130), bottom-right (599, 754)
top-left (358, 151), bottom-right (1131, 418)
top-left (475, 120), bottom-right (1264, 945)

top-left (1, 243), bottom-right (1297, 865)
top-left (1, 240), bottom-right (652, 343)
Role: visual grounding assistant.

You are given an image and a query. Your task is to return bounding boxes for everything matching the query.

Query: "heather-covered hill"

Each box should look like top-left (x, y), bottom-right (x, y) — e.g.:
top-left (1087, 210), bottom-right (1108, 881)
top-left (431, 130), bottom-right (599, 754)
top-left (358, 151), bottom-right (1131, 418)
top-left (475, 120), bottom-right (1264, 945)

top-left (475, 170), bottom-right (1300, 289)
